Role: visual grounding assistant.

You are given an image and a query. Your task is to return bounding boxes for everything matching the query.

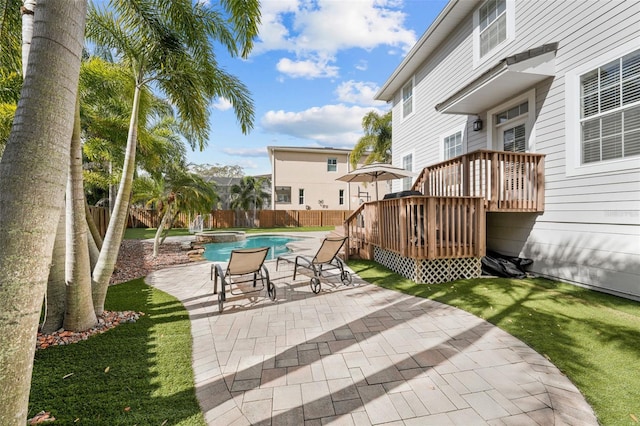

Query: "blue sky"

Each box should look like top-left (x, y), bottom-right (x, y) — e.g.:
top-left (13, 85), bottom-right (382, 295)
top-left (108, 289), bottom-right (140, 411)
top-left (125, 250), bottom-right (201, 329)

top-left (187, 0), bottom-right (449, 175)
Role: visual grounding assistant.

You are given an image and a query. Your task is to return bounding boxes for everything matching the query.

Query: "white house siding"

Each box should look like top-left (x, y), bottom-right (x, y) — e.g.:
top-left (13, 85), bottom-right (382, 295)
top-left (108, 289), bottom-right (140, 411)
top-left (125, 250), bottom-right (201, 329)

top-left (388, 0), bottom-right (640, 298)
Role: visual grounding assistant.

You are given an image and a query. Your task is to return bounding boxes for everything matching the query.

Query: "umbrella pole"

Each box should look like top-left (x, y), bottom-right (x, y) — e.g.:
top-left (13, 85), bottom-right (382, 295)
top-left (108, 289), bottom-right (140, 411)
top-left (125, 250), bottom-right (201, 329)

top-left (375, 180), bottom-right (379, 201)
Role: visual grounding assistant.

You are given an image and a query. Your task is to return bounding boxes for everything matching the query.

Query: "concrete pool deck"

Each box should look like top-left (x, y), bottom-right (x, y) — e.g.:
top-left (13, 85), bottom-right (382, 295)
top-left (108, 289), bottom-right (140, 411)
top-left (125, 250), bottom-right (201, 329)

top-left (145, 233), bottom-right (598, 425)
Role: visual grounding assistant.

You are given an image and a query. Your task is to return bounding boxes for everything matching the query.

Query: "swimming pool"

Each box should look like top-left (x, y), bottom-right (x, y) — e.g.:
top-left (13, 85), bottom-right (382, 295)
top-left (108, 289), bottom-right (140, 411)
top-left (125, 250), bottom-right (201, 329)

top-left (203, 235), bottom-right (302, 262)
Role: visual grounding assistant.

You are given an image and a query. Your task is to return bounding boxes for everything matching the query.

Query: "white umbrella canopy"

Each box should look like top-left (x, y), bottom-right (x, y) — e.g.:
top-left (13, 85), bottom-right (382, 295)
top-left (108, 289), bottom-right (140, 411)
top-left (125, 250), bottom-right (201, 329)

top-left (336, 162), bottom-right (418, 200)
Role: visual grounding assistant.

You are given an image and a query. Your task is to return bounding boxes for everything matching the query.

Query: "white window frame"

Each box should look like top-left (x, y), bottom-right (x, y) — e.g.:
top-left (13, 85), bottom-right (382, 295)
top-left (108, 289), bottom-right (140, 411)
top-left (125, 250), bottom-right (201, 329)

top-left (401, 152), bottom-right (414, 190)
top-left (298, 188), bottom-right (304, 205)
top-left (565, 38), bottom-right (640, 176)
top-left (473, 0), bottom-right (515, 68)
top-left (327, 157), bottom-right (337, 172)
top-left (440, 124), bottom-right (467, 161)
top-left (487, 89), bottom-right (536, 152)
top-left (401, 76), bottom-right (415, 120)
top-left (338, 189), bottom-right (344, 205)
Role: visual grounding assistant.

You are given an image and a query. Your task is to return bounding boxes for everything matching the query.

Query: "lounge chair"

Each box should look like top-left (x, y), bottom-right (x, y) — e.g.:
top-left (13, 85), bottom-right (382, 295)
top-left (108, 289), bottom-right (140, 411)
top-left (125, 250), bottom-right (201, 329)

top-left (276, 236), bottom-right (352, 294)
top-left (211, 247), bottom-right (276, 312)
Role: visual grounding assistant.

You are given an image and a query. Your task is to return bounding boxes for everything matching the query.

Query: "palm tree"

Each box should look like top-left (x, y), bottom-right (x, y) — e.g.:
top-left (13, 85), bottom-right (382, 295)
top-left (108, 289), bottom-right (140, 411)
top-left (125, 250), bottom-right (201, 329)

top-left (0, 2), bottom-right (87, 423)
top-left (86, 0), bottom-right (260, 315)
top-left (230, 176), bottom-right (268, 227)
top-left (133, 169), bottom-right (217, 257)
top-left (350, 110), bottom-right (393, 169)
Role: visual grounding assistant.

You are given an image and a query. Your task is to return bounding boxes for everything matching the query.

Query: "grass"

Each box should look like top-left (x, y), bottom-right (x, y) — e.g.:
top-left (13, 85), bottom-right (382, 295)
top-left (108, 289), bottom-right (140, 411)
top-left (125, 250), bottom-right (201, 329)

top-left (28, 279), bottom-right (205, 426)
top-left (349, 259), bottom-right (640, 426)
top-left (124, 226), bottom-right (334, 240)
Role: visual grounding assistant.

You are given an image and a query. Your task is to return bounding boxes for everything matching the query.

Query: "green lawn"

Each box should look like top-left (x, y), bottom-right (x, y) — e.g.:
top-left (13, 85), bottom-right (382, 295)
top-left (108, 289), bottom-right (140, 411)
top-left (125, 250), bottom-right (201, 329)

top-left (29, 279), bottom-right (205, 426)
top-left (124, 226), bottom-right (334, 240)
top-left (28, 256), bottom-right (638, 425)
top-left (349, 259), bottom-right (640, 426)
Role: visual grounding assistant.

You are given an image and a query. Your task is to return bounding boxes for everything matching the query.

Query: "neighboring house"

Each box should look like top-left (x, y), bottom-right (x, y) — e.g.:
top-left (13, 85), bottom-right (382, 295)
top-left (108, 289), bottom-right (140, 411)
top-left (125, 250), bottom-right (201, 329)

top-left (374, 0), bottom-right (639, 298)
top-left (268, 146), bottom-right (389, 210)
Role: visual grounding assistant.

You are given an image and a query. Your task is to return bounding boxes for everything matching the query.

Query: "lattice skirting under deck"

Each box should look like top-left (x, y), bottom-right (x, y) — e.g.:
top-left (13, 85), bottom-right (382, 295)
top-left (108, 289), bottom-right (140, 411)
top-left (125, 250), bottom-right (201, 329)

top-left (373, 247), bottom-right (482, 284)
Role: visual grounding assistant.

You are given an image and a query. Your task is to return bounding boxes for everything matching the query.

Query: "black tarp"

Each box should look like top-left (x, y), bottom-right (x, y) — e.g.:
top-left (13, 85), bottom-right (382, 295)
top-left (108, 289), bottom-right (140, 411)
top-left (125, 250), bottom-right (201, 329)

top-left (481, 250), bottom-right (533, 279)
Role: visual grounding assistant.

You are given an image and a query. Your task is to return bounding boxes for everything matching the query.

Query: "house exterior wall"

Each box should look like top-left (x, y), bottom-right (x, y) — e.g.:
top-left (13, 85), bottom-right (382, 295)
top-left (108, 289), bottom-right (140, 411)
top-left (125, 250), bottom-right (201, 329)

top-left (269, 147), bottom-right (388, 211)
top-left (383, 0), bottom-right (640, 298)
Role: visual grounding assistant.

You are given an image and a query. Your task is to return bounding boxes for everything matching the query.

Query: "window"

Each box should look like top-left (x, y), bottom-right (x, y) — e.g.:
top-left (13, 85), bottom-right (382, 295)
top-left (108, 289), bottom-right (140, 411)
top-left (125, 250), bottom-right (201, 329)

top-left (487, 90), bottom-right (535, 153)
top-left (339, 189), bottom-right (344, 205)
top-left (479, 0), bottom-right (506, 58)
top-left (402, 78), bottom-right (414, 118)
top-left (473, 0), bottom-right (514, 66)
top-left (443, 131), bottom-right (463, 160)
top-left (327, 157), bottom-right (337, 172)
top-left (402, 153), bottom-right (413, 190)
top-left (566, 40), bottom-right (640, 176)
top-left (496, 101), bottom-right (528, 152)
top-left (275, 186), bottom-right (291, 203)
top-left (580, 49), bottom-right (640, 164)
top-left (298, 188), bottom-right (305, 205)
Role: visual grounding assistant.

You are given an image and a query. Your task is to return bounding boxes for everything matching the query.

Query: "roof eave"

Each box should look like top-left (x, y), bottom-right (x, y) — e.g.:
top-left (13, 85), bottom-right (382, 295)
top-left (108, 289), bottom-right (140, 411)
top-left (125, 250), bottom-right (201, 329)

top-left (375, 0), bottom-right (481, 102)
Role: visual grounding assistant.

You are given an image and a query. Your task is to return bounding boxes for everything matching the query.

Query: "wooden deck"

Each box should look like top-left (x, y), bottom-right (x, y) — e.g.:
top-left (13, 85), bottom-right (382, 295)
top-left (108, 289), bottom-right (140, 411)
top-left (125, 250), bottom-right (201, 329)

top-left (344, 150), bottom-right (545, 261)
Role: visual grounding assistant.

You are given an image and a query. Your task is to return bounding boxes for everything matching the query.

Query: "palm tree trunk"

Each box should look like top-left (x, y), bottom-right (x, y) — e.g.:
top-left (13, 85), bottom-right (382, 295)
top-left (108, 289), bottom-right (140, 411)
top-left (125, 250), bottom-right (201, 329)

top-left (42, 210), bottom-right (67, 334)
top-left (85, 200), bottom-right (103, 250)
top-left (92, 83), bottom-right (142, 315)
top-left (0, 1), bottom-right (86, 423)
top-left (64, 97), bottom-right (97, 331)
top-left (153, 204), bottom-right (172, 258)
top-left (20, 0), bottom-right (35, 78)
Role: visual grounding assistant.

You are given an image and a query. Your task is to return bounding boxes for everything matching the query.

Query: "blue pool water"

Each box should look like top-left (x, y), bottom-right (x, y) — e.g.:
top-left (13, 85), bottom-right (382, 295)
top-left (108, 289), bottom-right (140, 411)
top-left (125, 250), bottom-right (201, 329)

top-left (203, 235), bottom-right (302, 262)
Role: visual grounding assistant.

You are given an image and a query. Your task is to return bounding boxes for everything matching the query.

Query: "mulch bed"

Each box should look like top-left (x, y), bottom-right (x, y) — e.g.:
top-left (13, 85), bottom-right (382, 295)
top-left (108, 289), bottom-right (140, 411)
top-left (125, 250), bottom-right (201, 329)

top-left (37, 239), bottom-right (196, 350)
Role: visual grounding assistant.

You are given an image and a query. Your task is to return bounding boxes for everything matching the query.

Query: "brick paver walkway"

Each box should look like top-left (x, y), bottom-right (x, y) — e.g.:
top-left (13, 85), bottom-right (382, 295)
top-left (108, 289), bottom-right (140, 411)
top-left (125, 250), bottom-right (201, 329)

top-left (146, 236), bottom-right (598, 426)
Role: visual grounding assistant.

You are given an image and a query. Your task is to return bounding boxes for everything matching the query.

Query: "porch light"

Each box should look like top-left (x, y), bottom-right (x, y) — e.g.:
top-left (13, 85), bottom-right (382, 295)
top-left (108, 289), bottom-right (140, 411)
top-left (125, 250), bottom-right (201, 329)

top-left (473, 117), bottom-right (483, 131)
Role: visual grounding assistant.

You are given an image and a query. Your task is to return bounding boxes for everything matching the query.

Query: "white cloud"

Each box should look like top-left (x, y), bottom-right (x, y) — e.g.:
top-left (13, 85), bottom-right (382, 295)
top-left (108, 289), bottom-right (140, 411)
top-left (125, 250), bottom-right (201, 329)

top-left (212, 97), bottom-right (232, 111)
top-left (253, 0), bottom-right (417, 79)
top-left (261, 104), bottom-right (387, 147)
top-left (355, 60), bottom-right (368, 71)
top-left (222, 148), bottom-right (268, 157)
top-left (335, 80), bottom-right (386, 106)
top-left (276, 56), bottom-right (339, 79)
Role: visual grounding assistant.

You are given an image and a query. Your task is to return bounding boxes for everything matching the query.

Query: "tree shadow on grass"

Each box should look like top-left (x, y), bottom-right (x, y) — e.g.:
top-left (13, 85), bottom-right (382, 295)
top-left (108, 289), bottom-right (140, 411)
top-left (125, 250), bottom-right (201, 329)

top-left (28, 279), bottom-right (205, 425)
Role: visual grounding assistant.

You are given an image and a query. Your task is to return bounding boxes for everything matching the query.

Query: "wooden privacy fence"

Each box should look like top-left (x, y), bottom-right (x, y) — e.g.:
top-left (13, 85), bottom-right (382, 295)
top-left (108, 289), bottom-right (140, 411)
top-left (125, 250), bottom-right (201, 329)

top-left (259, 210), bottom-right (350, 228)
top-left (88, 206), bottom-right (110, 238)
top-left (88, 207), bottom-right (350, 235)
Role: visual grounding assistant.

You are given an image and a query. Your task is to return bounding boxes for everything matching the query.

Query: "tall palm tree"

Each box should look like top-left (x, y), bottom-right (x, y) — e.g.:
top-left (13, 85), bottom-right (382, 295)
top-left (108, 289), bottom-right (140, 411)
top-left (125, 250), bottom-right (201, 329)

top-left (86, 0), bottom-right (260, 314)
top-left (350, 110), bottom-right (393, 169)
top-left (0, 2), bottom-right (87, 423)
top-left (230, 176), bottom-right (268, 227)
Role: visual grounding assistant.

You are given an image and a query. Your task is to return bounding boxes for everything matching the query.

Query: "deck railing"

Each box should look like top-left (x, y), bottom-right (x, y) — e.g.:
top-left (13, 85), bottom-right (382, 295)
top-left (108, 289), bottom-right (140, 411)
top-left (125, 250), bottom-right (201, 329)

top-left (344, 196), bottom-right (485, 260)
top-left (412, 150), bottom-right (545, 212)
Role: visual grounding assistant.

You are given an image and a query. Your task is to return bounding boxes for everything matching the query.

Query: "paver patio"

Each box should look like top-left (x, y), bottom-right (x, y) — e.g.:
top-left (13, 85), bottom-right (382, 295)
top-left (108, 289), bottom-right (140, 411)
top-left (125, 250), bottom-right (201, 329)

top-left (145, 235), bottom-right (598, 425)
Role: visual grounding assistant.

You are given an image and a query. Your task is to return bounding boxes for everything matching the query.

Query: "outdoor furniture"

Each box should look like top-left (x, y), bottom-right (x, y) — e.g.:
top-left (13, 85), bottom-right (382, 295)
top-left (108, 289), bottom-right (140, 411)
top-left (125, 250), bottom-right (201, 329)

top-left (211, 247), bottom-right (276, 312)
top-left (276, 236), bottom-right (352, 294)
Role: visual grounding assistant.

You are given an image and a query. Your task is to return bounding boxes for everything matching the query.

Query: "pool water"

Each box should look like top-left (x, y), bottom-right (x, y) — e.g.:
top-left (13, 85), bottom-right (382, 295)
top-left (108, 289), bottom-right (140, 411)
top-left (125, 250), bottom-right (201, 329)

top-left (203, 235), bottom-right (302, 262)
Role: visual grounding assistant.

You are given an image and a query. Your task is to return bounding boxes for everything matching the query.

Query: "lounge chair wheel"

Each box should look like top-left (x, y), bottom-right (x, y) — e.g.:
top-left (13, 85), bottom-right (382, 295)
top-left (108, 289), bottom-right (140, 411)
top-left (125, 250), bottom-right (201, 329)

top-left (341, 271), bottom-right (352, 285)
top-left (310, 277), bottom-right (321, 294)
top-left (267, 281), bottom-right (276, 300)
top-left (217, 292), bottom-right (224, 312)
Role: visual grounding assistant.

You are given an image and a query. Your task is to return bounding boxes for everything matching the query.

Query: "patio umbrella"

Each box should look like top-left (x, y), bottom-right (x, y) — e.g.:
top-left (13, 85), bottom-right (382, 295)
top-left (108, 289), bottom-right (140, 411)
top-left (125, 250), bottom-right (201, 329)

top-left (336, 162), bottom-right (417, 200)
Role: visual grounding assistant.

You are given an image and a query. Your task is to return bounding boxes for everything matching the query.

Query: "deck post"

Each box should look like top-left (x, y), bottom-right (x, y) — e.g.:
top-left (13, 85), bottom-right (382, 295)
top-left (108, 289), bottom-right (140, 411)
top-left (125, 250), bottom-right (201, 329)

top-left (427, 197), bottom-right (436, 259)
top-left (536, 156), bottom-right (545, 212)
top-left (490, 151), bottom-right (499, 211)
